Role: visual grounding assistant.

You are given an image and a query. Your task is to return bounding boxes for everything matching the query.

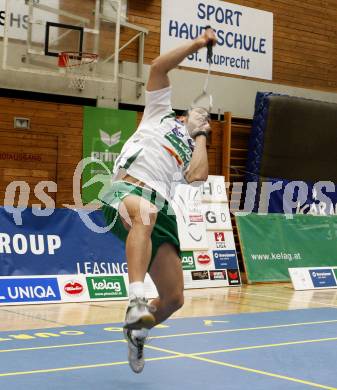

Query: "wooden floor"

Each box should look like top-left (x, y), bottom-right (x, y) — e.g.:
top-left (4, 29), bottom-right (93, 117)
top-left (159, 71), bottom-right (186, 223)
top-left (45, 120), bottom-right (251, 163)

top-left (1, 283), bottom-right (337, 332)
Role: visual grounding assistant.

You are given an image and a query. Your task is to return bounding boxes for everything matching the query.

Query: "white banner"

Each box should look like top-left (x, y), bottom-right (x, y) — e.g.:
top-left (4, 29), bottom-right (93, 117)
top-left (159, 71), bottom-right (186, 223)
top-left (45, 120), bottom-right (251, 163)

top-left (289, 267), bottom-right (337, 291)
top-left (173, 184), bottom-right (208, 250)
top-left (201, 175), bottom-right (228, 203)
top-left (0, 274), bottom-right (158, 305)
top-left (201, 202), bottom-right (232, 230)
top-left (0, 0), bottom-right (59, 42)
top-left (161, 0), bottom-right (273, 80)
top-left (177, 176), bottom-right (241, 288)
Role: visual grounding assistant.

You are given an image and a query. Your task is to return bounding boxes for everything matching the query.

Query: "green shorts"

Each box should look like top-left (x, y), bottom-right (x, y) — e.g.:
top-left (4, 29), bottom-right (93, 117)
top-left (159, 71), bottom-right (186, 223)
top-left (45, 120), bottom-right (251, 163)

top-left (100, 181), bottom-right (180, 269)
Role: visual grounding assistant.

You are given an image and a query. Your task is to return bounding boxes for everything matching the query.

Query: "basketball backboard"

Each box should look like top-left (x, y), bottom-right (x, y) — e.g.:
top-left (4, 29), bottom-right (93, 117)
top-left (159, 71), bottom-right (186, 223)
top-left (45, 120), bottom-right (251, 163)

top-left (0, 0), bottom-right (146, 106)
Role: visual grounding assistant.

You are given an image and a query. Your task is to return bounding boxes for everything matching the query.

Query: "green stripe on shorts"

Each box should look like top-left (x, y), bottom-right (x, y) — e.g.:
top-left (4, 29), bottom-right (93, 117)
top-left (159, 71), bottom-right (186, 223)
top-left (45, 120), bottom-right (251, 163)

top-left (100, 181), bottom-right (180, 268)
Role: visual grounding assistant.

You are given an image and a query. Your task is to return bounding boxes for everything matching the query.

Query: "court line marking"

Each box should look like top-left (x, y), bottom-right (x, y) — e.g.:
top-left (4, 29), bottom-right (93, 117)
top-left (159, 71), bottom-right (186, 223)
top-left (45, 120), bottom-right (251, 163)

top-left (0, 355), bottom-right (180, 377)
top-left (189, 355), bottom-right (337, 390)
top-left (0, 339), bottom-right (126, 353)
top-left (0, 338), bottom-right (336, 388)
top-left (192, 336), bottom-right (337, 355)
top-left (144, 344), bottom-right (337, 390)
top-left (2, 318), bottom-right (337, 353)
top-left (147, 319), bottom-right (337, 340)
top-left (231, 290), bottom-right (337, 309)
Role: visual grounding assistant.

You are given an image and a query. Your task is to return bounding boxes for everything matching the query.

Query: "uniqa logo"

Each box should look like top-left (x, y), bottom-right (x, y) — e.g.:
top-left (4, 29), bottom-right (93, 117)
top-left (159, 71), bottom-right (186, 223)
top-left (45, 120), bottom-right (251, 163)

top-left (64, 281), bottom-right (84, 296)
top-left (8, 286), bottom-right (56, 299)
top-left (91, 279), bottom-right (121, 292)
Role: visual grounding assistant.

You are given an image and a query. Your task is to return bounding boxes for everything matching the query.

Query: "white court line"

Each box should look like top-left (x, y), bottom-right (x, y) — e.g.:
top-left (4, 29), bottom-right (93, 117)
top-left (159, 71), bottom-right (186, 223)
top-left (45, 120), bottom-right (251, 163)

top-left (229, 290), bottom-right (337, 309)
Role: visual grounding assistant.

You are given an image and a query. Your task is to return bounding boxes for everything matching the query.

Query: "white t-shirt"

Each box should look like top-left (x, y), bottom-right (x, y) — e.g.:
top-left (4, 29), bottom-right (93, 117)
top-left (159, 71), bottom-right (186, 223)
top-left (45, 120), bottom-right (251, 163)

top-left (112, 86), bottom-right (195, 200)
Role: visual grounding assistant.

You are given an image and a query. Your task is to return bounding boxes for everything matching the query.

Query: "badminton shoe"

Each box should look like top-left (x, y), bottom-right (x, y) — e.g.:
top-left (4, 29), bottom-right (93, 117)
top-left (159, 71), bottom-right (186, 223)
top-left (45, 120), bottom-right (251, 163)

top-left (123, 328), bottom-right (148, 374)
top-left (124, 297), bottom-right (156, 330)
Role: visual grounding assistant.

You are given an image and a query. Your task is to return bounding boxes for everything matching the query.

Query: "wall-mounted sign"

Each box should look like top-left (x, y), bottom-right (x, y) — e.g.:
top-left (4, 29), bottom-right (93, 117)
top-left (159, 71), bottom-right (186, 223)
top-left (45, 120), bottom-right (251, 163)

top-left (161, 0), bottom-right (273, 80)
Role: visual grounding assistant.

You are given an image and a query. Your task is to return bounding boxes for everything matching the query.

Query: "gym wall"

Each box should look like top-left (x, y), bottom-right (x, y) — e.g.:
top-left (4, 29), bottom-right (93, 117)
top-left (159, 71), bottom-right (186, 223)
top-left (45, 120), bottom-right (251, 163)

top-left (124, 0), bottom-right (337, 92)
top-left (119, 0), bottom-right (337, 119)
top-left (0, 98), bottom-right (82, 208)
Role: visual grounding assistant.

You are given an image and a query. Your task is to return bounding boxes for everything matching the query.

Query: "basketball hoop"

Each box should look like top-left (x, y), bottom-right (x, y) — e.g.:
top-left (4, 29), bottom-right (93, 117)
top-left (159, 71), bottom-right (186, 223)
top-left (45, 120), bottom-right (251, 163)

top-left (58, 51), bottom-right (98, 91)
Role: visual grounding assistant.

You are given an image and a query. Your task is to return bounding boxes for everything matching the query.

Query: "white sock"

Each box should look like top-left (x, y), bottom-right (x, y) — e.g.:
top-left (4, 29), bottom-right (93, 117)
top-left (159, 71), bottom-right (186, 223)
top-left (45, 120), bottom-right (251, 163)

top-left (128, 281), bottom-right (145, 301)
top-left (132, 328), bottom-right (149, 340)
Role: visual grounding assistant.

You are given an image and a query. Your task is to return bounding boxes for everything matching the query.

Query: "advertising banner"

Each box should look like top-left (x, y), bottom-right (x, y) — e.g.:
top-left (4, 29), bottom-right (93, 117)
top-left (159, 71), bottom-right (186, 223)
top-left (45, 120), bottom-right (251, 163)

top-left (289, 267), bottom-right (337, 291)
top-left (0, 176), bottom-right (240, 306)
top-left (0, 274), bottom-right (158, 305)
top-left (0, 207), bottom-right (126, 276)
top-left (177, 176), bottom-right (241, 288)
top-left (161, 0), bottom-right (273, 80)
top-left (82, 107), bottom-right (136, 204)
top-left (236, 213), bottom-right (337, 283)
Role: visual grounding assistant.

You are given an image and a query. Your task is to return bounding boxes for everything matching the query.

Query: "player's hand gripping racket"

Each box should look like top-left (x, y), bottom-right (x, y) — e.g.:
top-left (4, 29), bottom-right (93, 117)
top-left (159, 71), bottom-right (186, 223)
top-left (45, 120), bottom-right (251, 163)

top-left (190, 26), bottom-right (214, 113)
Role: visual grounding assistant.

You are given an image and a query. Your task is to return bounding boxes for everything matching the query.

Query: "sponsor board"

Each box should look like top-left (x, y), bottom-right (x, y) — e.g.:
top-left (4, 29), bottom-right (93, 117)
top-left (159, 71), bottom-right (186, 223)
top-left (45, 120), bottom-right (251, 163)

top-left (209, 270), bottom-right (227, 281)
top-left (173, 184), bottom-right (208, 250)
top-left (227, 269), bottom-right (241, 285)
top-left (202, 203), bottom-right (232, 230)
top-left (189, 214), bottom-right (204, 222)
top-left (196, 252), bottom-right (211, 266)
top-left (63, 280), bottom-right (84, 296)
top-left (0, 274), bottom-right (156, 305)
top-left (57, 275), bottom-right (90, 302)
top-left (207, 231), bottom-right (236, 251)
top-left (201, 176), bottom-right (228, 203)
top-left (83, 107), bottom-right (137, 203)
top-left (173, 176), bottom-right (239, 289)
top-left (86, 275), bottom-right (127, 299)
top-left (334, 269), bottom-right (337, 281)
top-left (213, 250), bottom-right (238, 269)
top-left (191, 271), bottom-right (209, 281)
top-left (310, 269), bottom-right (336, 288)
top-left (181, 251), bottom-right (196, 270)
top-left (0, 277), bottom-right (61, 304)
top-left (289, 267), bottom-right (337, 291)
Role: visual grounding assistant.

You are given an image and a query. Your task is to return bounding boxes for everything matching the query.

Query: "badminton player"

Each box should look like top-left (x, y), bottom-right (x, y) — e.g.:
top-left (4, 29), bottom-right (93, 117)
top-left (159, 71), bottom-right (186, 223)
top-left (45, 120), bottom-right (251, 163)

top-left (101, 27), bottom-right (216, 373)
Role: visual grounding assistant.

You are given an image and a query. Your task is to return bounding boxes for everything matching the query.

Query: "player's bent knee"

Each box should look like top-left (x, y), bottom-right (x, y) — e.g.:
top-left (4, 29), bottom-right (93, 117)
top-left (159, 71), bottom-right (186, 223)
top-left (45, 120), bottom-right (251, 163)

top-left (167, 292), bottom-right (184, 312)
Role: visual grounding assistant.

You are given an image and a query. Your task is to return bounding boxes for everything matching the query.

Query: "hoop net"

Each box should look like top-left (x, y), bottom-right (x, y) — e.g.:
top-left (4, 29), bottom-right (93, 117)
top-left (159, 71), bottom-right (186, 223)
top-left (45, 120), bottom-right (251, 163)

top-left (58, 52), bottom-right (98, 91)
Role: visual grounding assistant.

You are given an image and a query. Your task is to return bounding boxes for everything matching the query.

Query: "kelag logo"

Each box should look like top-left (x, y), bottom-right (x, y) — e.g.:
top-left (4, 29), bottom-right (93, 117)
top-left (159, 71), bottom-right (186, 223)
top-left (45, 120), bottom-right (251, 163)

top-left (86, 276), bottom-right (127, 299)
top-left (0, 278), bottom-right (61, 303)
top-left (213, 250), bottom-right (238, 269)
top-left (309, 269), bottom-right (336, 288)
top-left (181, 251), bottom-right (196, 270)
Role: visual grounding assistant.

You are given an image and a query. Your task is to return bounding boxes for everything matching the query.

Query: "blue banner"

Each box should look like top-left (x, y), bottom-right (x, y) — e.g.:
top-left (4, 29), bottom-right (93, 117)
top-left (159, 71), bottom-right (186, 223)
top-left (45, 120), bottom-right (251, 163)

top-left (0, 207), bottom-right (126, 276)
top-left (258, 179), bottom-right (337, 214)
top-left (0, 277), bottom-right (61, 303)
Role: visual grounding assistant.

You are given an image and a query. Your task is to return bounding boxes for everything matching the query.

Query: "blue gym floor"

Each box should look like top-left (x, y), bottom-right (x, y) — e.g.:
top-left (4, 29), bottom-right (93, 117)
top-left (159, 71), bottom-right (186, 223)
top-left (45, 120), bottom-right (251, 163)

top-left (0, 308), bottom-right (337, 389)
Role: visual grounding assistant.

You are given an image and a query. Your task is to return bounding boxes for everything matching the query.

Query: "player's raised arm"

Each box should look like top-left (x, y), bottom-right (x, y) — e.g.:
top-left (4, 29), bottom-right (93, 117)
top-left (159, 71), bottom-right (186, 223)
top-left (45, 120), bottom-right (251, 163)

top-left (146, 28), bottom-right (216, 92)
top-left (184, 109), bottom-right (210, 183)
